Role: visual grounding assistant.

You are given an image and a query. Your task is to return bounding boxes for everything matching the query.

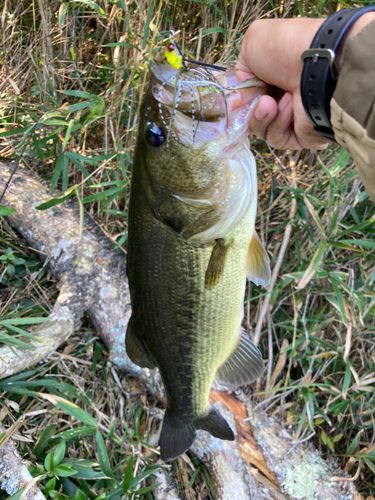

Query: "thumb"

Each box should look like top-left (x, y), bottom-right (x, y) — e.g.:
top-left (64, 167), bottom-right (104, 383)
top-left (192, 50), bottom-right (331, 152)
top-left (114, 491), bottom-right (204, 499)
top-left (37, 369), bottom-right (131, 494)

top-left (234, 58), bottom-right (256, 83)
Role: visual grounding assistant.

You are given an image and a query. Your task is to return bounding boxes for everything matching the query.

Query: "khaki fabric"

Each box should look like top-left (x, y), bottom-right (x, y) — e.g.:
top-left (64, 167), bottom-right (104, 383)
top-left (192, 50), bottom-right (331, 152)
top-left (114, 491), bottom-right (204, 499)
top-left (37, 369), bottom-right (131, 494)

top-left (331, 20), bottom-right (375, 202)
top-left (331, 98), bottom-right (375, 202)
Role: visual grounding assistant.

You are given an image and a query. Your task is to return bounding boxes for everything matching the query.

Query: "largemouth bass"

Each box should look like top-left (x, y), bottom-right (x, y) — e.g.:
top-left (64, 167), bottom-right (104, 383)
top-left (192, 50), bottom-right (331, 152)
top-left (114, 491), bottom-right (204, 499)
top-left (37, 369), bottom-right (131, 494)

top-left (126, 42), bottom-right (271, 462)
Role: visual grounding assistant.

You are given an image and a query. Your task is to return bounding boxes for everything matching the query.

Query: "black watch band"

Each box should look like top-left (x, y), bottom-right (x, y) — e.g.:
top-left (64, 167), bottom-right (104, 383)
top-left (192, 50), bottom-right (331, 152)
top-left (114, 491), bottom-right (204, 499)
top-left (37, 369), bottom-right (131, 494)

top-left (300, 7), bottom-right (375, 141)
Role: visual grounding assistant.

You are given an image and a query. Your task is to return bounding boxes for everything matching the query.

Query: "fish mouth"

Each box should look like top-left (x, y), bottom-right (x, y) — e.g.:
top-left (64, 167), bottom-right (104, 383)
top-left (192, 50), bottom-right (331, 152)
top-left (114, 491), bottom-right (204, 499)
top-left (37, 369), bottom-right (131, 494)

top-left (150, 61), bottom-right (266, 148)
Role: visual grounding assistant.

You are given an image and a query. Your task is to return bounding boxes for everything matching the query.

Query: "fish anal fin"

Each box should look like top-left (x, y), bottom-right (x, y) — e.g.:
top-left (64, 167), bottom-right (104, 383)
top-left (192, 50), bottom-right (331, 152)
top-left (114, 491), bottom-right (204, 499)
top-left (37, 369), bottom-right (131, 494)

top-left (205, 238), bottom-right (231, 290)
top-left (195, 406), bottom-right (234, 441)
top-left (246, 231), bottom-right (271, 287)
top-left (125, 316), bottom-right (155, 369)
top-left (216, 330), bottom-right (264, 386)
top-left (159, 411), bottom-right (196, 462)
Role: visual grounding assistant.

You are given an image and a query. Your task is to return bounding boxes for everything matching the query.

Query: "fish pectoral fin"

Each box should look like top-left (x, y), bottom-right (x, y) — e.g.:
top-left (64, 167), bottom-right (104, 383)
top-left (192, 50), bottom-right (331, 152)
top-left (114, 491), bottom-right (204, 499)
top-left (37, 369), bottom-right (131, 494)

top-left (159, 411), bottom-right (196, 462)
top-left (246, 231), bottom-right (271, 287)
top-left (125, 316), bottom-right (155, 369)
top-left (205, 238), bottom-right (231, 290)
top-left (216, 329), bottom-right (264, 386)
top-left (194, 406), bottom-right (234, 441)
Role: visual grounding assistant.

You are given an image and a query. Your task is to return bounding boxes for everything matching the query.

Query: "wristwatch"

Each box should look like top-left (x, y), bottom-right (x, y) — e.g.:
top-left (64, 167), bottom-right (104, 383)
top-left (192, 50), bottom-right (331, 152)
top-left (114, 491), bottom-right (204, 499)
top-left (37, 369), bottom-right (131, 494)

top-left (300, 7), bottom-right (375, 141)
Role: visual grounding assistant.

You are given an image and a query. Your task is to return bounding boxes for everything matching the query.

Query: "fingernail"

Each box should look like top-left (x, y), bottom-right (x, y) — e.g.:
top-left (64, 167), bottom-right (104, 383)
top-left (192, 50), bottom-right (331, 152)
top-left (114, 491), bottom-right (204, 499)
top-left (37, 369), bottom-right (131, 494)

top-left (255, 101), bottom-right (268, 121)
top-left (278, 92), bottom-right (291, 111)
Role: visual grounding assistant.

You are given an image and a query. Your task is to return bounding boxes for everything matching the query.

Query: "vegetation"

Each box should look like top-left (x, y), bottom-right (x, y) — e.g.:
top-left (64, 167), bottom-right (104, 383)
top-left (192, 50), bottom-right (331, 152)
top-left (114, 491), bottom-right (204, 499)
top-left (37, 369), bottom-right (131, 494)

top-left (0, 0), bottom-right (374, 498)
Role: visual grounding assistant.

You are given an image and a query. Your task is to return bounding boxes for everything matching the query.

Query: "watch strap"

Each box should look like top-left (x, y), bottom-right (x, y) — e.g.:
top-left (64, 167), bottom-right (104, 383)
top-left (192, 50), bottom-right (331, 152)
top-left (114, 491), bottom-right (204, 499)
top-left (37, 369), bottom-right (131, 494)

top-left (300, 7), bottom-right (375, 140)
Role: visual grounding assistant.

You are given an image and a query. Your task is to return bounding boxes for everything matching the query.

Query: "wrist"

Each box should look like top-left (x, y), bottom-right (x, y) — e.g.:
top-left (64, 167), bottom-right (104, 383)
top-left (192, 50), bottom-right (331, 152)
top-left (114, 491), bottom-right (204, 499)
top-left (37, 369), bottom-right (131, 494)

top-left (300, 7), bottom-right (375, 140)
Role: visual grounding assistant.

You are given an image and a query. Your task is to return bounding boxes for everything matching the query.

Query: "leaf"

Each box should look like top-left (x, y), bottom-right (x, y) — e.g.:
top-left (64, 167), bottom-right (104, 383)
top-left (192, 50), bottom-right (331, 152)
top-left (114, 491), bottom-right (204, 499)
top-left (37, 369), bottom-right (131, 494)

top-left (96, 430), bottom-right (114, 478)
top-left (103, 42), bottom-right (140, 51)
top-left (0, 205), bottom-right (16, 216)
top-left (342, 361), bottom-right (352, 397)
top-left (45, 450), bottom-right (54, 472)
top-left (52, 465), bottom-right (78, 477)
top-left (44, 477), bottom-right (56, 495)
top-left (296, 240), bottom-right (327, 290)
top-left (38, 394), bottom-right (98, 427)
top-left (35, 192), bottom-right (73, 210)
top-left (62, 459), bottom-right (109, 480)
top-left (81, 186), bottom-right (123, 204)
top-left (71, 0), bottom-right (107, 17)
top-left (55, 425), bottom-right (97, 440)
top-left (142, 0), bottom-right (153, 49)
top-left (122, 455), bottom-right (134, 493)
top-left (202, 27), bottom-right (228, 36)
top-left (341, 239), bottom-right (375, 249)
top-left (51, 154), bottom-right (68, 191)
top-left (58, 2), bottom-right (69, 24)
top-left (53, 441), bottom-right (66, 467)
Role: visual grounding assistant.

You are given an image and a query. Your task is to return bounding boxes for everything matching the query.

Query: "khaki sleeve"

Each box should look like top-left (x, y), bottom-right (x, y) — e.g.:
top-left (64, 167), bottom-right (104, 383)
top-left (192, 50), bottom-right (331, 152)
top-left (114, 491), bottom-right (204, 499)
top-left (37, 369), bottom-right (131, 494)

top-left (331, 20), bottom-right (375, 203)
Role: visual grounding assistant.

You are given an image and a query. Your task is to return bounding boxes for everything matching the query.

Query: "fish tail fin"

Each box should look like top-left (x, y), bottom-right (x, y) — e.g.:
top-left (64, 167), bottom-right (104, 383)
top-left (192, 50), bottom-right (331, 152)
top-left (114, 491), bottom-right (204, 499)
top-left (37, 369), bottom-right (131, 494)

top-left (195, 406), bottom-right (234, 441)
top-left (159, 410), bottom-right (196, 462)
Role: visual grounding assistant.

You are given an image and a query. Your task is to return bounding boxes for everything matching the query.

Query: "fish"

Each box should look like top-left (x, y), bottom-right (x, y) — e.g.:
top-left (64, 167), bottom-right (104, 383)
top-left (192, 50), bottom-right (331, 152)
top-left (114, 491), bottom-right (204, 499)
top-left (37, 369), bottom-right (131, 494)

top-left (126, 39), bottom-right (271, 462)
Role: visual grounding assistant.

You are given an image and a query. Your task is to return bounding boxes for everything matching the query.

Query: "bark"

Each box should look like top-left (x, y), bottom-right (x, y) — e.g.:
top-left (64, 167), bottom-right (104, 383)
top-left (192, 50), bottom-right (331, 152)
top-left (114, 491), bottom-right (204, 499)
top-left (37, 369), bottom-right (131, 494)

top-left (0, 424), bottom-right (46, 499)
top-left (0, 162), bottom-right (360, 500)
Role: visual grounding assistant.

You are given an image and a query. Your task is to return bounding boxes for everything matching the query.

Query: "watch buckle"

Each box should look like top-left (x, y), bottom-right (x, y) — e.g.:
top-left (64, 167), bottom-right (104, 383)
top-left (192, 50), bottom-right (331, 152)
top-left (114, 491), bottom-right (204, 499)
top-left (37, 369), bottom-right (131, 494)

top-left (301, 48), bottom-right (338, 79)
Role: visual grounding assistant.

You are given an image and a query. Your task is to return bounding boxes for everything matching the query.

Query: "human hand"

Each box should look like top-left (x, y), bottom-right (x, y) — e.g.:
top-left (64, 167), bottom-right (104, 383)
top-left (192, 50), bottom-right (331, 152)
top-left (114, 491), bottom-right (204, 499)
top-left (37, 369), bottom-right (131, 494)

top-left (236, 13), bottom-right (375, 150)
top-left (235, 18), bottom-right (327, 149)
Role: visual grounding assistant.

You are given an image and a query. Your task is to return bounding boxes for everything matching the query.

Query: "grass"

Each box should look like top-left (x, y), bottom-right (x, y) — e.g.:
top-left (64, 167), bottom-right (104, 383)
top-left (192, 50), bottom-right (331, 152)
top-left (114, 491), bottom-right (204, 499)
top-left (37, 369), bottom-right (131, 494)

top-left (0, 0), bottom-right (374, 498)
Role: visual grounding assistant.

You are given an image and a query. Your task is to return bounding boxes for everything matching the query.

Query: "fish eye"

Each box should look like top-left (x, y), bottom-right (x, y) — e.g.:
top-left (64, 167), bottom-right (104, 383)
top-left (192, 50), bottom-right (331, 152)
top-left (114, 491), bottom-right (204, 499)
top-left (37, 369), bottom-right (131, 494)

top-left (167, 42), bottom-right (175, 52)
top-left (146, 124), bottom-right (166, 147)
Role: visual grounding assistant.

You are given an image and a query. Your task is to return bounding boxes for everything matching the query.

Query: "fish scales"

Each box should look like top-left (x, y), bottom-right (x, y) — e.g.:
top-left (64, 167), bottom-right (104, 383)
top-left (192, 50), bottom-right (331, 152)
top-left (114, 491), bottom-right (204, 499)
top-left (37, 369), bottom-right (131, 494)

top-left (126, 41), bottom-right (271, 462)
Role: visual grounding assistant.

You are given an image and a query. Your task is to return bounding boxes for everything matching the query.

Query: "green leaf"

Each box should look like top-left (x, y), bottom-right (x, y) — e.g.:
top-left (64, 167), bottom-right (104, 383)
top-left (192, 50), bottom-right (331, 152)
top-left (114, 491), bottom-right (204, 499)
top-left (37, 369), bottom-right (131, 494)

top-left (342, 361), bottom-right (352, 396)
top-left (103, 42), bottom-right (140, 51)
top-left (134, 483), bottom-right (161, 496)
top-left (347, 431), bottom-right (361, 455)
top-left (58, 2), bottom-right (69, 24)
top-left (142, 0), bottom-right (153, 49)
top-left (53, 441), bottom-right (66, 467)
top-left (56, 399), bottom-right (98, 427)
top-left (44, 477), bottom-right (56, 494)
top-left (71, 0), bottom-right (107, 17)
top-left (81, 187), bottom-right (123, 204)
top-left (0, 205), bottom-right (16, 216)
top-left (341, 239), bottom-right (375, 249)
top-left (51, 154), bottom-right (68, 191)
top-left (45, 450), bottom-right (54, 472)
top-left (35, 192), bottom-right (73, 210)
top-left (52, 465), bottom-right (78, 477)
top-left (122, 455), bottom-right (134, 493)
top-left (62, 459), bottom-right (108, 480)
top-left (202, 27), bottom-right (228, 36)
top-left (96, 430), bottom-right (114, 478)
top-left (55, 425), bottom-right (97, 440)
top-left (1, 317), bottom-right (50, 326)
top-left (129, 465), bottom-right (161, 489)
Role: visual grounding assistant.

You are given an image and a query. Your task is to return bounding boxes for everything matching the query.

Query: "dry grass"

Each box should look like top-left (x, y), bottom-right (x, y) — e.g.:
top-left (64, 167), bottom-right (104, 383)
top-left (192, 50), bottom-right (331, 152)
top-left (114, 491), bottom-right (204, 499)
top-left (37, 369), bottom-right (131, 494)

top-left (0, 0), bottom-right (375, 498)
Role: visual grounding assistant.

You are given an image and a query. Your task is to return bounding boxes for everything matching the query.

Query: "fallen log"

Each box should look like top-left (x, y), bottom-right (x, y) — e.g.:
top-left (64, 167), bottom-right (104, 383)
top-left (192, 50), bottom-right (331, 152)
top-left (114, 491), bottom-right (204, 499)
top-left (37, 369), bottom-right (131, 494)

top-left (0, 161), bottom-right (360, 500)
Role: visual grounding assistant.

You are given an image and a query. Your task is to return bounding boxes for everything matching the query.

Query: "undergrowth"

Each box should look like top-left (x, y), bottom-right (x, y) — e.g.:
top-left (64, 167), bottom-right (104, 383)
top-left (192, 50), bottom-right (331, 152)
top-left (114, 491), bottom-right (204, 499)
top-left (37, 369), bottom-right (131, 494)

top-left (0, 0), bottom-right (374, 498)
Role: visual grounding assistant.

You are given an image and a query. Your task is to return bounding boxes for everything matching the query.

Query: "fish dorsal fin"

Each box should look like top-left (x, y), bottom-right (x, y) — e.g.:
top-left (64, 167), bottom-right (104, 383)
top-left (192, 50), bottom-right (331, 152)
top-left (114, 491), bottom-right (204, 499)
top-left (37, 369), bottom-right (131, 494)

top-left (246, 231), bottom-right (271, 287)
top-left (216, 330), bottom-right (264, 386)
top-left (205, 238), bottom-right (231, 290)
top-left (125, 316), bottom-right (155, 369)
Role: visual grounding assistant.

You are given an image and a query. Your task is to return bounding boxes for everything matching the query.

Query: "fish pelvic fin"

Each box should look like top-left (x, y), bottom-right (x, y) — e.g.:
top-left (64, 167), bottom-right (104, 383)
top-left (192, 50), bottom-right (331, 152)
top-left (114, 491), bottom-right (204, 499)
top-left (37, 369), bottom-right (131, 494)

top-left (159, 411), bottom-right (196, 462)
top-left (246, 231), bottom-right (271, 287)
top-left (216, 329), bottom-right (264, 386)
top-left (125, 316), bottom-right (155, 369)
top-left (159, 406), bottom-right (234, 462)
top-left (205, 238), bottom-right (231, 290)
top-left (195, 406), bottom-right (234, 441)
